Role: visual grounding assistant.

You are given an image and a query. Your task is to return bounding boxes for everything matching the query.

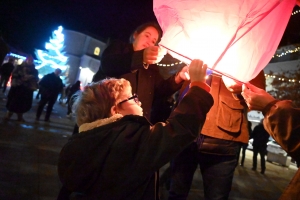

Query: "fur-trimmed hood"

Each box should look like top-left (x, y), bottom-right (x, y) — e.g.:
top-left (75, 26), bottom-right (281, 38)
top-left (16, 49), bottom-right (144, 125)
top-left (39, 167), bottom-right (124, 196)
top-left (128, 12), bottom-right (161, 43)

top-left (79, 114), bottom-right (123, 133)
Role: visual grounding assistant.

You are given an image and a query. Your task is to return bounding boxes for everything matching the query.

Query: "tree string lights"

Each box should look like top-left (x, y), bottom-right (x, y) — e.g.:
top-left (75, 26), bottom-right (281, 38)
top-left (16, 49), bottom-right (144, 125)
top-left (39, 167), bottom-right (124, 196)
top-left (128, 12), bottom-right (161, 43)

top-left (272, 45), bottom-right (300, 58)
top-left (265, 73), bottom-right (300, 83)
top-left (35, 26), bottom-right (68, 71)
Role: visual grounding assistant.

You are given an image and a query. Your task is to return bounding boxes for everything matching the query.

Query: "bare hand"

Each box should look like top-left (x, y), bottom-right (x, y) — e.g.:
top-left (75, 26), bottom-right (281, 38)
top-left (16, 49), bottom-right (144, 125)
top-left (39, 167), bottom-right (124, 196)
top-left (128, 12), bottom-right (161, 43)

top-left (241, 83), bottom-right (275, 111)
top-left (143, 46), bottom-right (167, 64)
top-left (189, 59), bottom-right (207, 83)
top-left (174, 65), bottom-right (190, 83)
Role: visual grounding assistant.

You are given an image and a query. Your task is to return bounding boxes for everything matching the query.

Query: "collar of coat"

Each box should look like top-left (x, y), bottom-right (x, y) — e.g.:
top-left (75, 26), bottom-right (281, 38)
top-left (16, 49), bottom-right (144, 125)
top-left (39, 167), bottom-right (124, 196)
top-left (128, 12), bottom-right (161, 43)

top-left (79, 114), bottom-right (123, 133)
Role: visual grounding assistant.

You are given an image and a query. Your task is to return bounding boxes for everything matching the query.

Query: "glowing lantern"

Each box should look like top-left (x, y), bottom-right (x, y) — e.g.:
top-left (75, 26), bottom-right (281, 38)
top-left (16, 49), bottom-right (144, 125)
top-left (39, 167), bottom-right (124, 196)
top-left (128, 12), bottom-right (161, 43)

top-left (154, 0), bottom-right (296, 82)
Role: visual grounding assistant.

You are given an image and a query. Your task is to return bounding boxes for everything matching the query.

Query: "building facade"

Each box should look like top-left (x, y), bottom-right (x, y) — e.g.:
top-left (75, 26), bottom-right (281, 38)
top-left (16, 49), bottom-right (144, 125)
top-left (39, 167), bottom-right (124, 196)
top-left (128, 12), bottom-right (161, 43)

top-left (62, 30), bottom-right (107, 86)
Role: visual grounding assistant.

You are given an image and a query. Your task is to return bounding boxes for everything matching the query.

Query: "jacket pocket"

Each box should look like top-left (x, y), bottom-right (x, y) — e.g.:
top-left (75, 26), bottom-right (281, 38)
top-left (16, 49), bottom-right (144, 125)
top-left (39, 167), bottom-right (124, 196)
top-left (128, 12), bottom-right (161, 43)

top-left (217, 95), bottom-right (244, 133)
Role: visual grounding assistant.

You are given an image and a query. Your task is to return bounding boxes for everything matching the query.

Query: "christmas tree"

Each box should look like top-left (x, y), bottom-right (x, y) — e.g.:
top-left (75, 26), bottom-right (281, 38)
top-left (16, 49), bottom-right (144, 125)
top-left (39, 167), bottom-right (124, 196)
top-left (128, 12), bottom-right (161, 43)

top-left (35, 26), bottom-right (68, 78)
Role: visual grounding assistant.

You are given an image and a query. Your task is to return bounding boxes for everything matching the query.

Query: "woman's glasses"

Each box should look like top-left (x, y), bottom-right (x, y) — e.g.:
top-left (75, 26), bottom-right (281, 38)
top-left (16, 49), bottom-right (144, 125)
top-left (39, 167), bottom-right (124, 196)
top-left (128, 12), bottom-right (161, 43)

top-left (118, 94), bottom-right (139, 105)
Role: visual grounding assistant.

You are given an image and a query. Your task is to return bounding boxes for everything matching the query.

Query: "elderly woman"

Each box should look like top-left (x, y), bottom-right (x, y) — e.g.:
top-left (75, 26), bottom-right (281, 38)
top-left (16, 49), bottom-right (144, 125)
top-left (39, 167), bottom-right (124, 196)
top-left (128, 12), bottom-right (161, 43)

top-left (5, 56), bottom-right (39, 122)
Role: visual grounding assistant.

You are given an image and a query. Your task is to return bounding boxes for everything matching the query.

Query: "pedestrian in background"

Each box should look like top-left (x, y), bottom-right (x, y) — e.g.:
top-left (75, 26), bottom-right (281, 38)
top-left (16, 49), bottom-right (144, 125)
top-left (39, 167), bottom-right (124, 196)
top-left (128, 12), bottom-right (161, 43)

top-left (0, 35), bottom-right (9, 65)
top-left (0, 57), bottom-right (15, 93)
top-left (239, 120), bottom-right (252, 166)
top-left (5, 56), bottom-right (39, 122)
top-left (251, 119), bottom-right (270, 174)
top-left (66, 80), bottom-right (81, 117)
top-left (36, 68), bottom-right (63, 122)
top-left (242, 83), bottom-right (300, 199)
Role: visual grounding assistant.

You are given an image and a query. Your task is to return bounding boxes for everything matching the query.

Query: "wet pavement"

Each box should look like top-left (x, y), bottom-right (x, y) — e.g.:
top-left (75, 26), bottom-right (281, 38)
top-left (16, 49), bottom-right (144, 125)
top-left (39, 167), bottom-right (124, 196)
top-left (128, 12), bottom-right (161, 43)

top-left (0, 90), bottom-right (297, 200)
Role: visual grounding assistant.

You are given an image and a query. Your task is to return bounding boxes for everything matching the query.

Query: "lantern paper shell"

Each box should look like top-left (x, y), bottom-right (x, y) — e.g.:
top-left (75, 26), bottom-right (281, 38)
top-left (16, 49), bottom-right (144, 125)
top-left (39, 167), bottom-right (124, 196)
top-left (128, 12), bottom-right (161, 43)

top-left (154, 0), bottom-right (296, 82)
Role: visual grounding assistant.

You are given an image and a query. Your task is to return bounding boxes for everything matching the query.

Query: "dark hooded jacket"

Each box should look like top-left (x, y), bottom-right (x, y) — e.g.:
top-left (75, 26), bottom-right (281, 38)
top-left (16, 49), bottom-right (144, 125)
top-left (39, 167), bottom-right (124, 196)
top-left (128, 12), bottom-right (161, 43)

top-left (58, 85), bottom-right (213, 199)
top-left (92, 40), bottom-right (183, 122)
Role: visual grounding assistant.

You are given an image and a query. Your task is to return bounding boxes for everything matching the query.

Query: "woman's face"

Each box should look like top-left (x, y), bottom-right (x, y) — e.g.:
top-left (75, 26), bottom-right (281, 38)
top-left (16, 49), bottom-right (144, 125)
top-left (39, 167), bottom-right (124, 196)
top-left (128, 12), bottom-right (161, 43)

top-left (132, 26), bottom-right (159, 51)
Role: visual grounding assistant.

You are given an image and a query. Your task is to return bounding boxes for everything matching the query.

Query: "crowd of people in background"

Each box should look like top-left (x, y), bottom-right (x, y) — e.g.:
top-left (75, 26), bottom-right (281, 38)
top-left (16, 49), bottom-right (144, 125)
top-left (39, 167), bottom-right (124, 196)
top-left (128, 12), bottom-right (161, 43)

top-left (0, 54), bottom-right (82, 122)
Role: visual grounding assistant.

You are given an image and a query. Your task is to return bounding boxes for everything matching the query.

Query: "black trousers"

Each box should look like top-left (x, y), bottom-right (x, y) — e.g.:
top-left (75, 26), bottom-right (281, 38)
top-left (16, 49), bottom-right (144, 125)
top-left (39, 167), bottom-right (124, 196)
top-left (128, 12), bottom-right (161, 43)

top-left (0, 75), bottom-right (10, 92)
top-left (252, 146), bottom-right (267, 171)
top-left (36, 93), bottom-right (58, 120)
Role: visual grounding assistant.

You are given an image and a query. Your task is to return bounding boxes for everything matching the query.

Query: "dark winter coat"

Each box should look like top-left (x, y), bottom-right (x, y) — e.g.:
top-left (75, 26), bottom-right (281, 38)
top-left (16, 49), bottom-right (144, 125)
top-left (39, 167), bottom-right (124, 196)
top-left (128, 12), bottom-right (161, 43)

top-left (6, 62), bottom-right (39, 113)
top-left (58, 86), bottom-right (214, 199)
top-left (39, 72), bottom-right (63, 98)
top-left (251, 123), bottom-right (269, 149)
top-left (0, 62), bottom-right (15, 77)
top-left (0, 37), bottom-right (9, 65)
top-left (92, 40), bottom-right (183, 122)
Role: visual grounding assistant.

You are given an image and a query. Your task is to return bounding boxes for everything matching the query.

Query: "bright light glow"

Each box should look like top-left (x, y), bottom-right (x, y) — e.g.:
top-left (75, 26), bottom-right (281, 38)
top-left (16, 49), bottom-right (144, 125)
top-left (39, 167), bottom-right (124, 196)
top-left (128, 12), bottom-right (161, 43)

top-left (154, 0), bottom-right (296, 82)
top-left (8, 53), bottom-right (41, 64)
top-left (78, 67), bottom-right (95, 87)
top-left (94, 47), bottom-right (100, 56)
top-left (17, 58), bottom-right (23, 65)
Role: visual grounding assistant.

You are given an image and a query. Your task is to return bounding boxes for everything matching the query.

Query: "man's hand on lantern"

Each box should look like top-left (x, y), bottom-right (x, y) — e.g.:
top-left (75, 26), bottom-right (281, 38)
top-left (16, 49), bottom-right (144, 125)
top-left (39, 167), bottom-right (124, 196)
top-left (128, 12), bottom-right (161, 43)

top-left (143, 46), bottom-right (167, 65)
top-left (222, 76), bottom-right (243, 93)
top-left (241, 83), bottom-right (276, 111)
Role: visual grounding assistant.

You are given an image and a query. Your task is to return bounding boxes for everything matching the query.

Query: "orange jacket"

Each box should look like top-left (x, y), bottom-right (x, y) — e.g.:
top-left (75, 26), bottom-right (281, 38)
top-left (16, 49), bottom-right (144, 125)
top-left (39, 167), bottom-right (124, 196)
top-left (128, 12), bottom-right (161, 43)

top-left (200, 71), bottom-right (265, 143)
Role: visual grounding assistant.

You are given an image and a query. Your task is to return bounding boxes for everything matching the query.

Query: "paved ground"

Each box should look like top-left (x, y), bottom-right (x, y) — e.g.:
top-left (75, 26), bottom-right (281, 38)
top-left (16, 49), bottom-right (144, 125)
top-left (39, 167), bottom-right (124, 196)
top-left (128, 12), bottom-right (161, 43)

top-left (0, 90), bottom-right (297, 200)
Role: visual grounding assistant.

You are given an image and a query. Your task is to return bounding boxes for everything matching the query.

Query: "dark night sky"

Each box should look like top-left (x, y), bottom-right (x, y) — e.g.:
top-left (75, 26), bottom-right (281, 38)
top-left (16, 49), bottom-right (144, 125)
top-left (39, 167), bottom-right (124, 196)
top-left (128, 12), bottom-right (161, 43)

top-left (0, 0), bottom-right (300, 56)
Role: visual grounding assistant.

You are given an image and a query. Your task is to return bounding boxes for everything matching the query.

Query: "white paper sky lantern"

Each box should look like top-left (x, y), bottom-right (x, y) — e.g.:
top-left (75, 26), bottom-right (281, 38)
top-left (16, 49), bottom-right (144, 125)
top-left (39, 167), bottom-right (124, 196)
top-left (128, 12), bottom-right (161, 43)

top-left (153, 0), bottom-right (296, 82)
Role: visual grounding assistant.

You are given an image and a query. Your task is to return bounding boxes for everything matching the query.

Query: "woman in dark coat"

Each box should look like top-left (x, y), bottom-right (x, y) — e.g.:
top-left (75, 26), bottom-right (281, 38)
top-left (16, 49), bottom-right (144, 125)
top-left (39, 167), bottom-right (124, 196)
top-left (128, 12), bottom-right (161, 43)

top-left (5, 56), bottom-right (39, 122)
top-left (93, 22), bottom-right (188, 123)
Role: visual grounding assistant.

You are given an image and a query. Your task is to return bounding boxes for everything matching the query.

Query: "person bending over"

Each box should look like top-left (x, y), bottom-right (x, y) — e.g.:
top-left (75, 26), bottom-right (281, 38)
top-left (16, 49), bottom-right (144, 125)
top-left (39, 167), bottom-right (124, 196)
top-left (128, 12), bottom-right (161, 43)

top-left (57, 59), bottom-right (213, 199)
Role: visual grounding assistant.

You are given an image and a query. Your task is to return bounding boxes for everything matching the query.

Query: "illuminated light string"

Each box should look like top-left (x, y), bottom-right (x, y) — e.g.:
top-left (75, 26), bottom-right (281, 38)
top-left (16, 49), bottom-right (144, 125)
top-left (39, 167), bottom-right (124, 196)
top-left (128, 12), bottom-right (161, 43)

top-left (291, 9), bottom-right (300, 15)
top-left (8, 53), bottom-right (41, 63)
top-left (265, 74), bottom-right (300, 83)
top-left (157, 44), bottom-right (300, 66)
top-left (157, 61), bottom-right (183, 67)
top-left (272, 45), bottom-right (300, 58)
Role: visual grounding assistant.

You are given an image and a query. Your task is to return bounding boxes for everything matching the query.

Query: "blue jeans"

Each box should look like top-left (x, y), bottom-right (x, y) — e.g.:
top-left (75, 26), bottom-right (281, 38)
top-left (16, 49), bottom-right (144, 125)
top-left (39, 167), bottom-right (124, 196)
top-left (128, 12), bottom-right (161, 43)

top-left (168, 135), bottom-right (241, 200)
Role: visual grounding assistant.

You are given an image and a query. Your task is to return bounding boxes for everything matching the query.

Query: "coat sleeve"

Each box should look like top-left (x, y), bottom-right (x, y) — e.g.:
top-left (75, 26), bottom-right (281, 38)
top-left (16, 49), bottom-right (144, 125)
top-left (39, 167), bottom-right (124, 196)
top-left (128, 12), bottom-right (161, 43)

top-left (149, 65), bottom-right (182, 98)
top-left (263, 100), bottom-right (300, 163)
top-left (132, 86), bottom-right (214, 173)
